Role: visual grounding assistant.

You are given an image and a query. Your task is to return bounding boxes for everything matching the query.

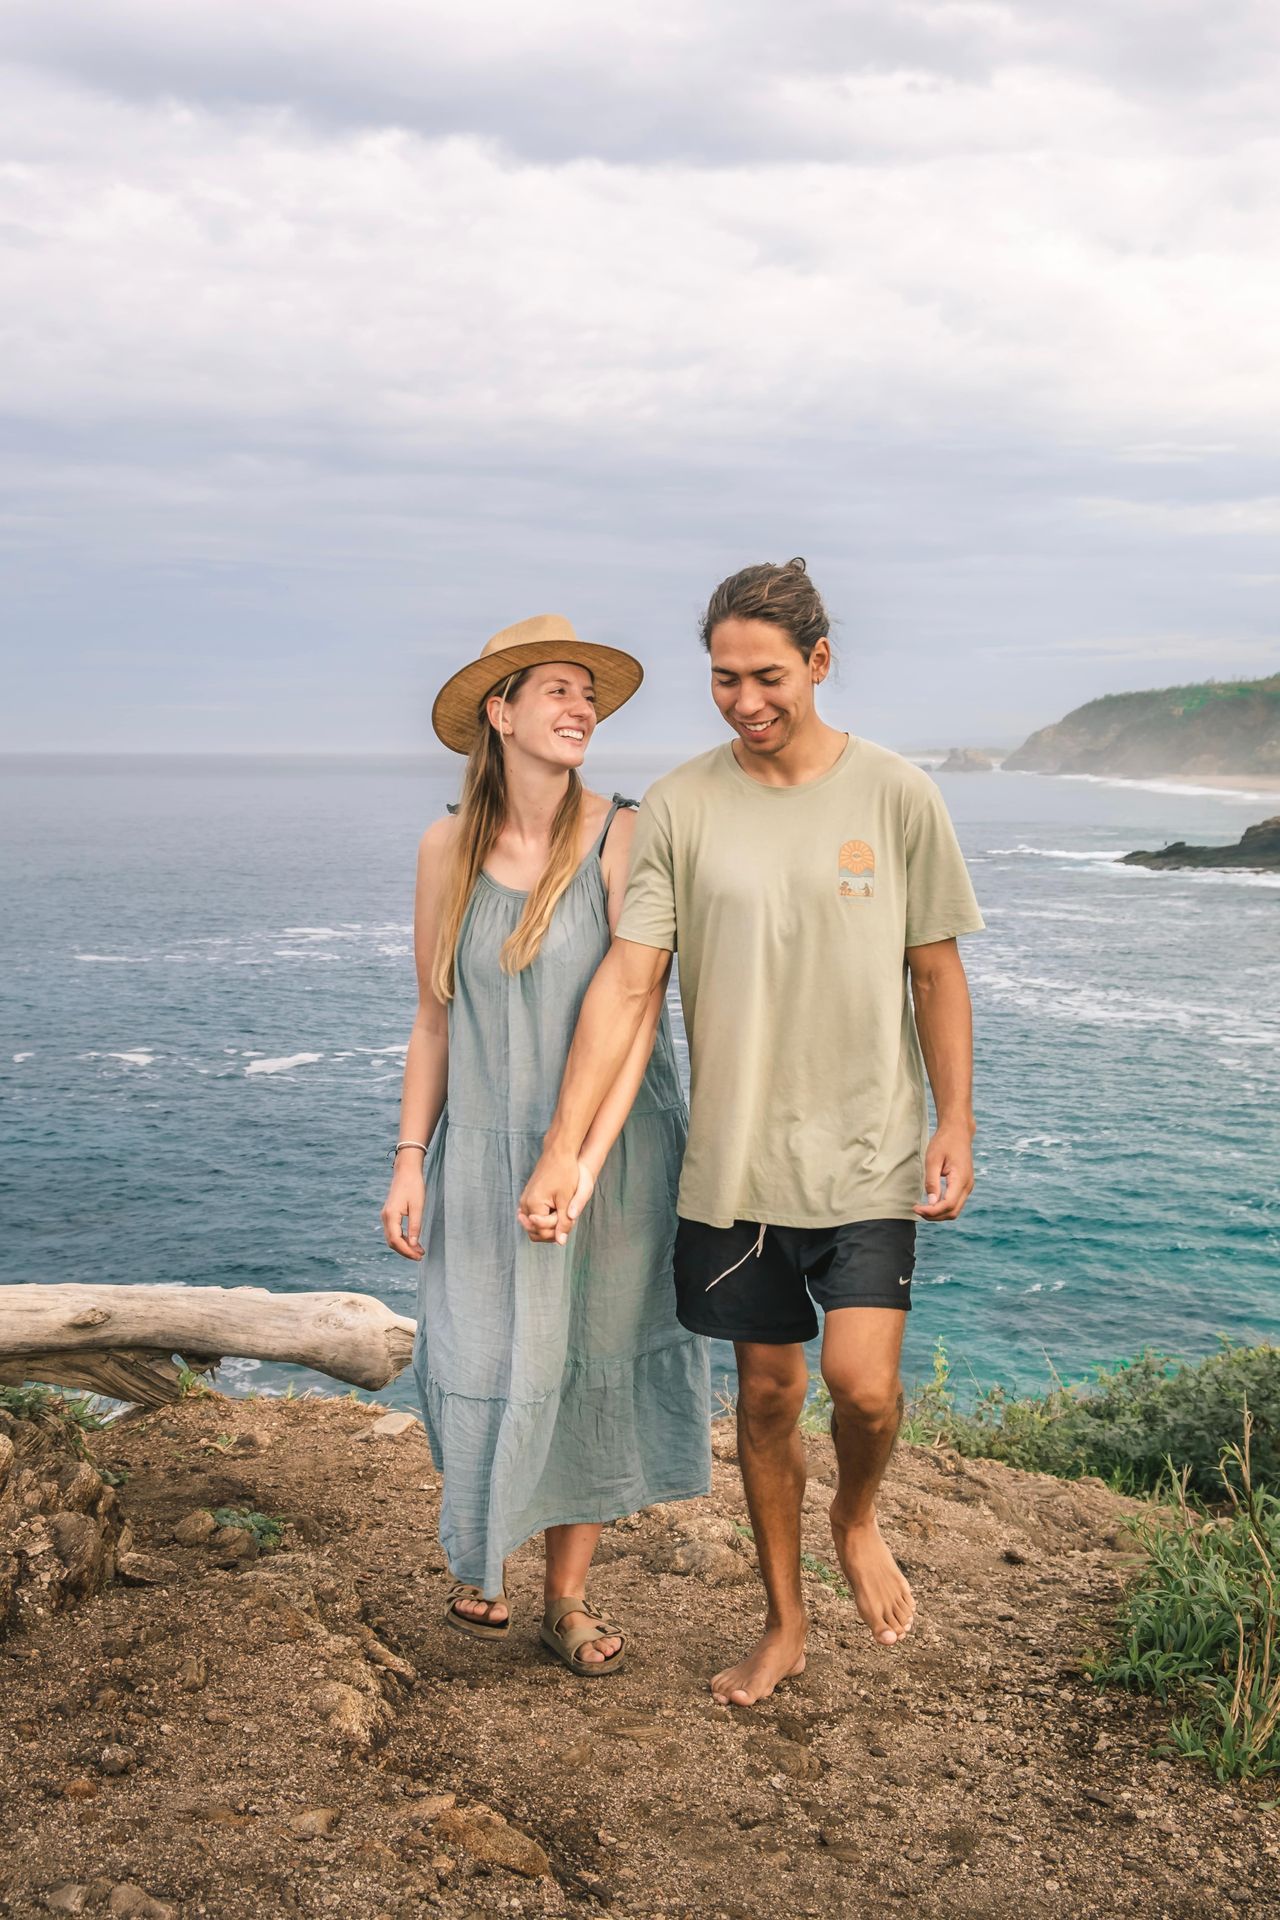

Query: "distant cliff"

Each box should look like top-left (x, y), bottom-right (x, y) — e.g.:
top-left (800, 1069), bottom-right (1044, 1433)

top-left (1005, 673), bottom-right (1280, 778)
top-left (1121, 816), bottom-right (1280, 873)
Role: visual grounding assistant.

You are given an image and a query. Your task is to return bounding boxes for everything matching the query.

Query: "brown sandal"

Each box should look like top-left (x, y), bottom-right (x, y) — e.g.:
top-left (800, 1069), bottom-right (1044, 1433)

top-left (539, 1594), bottom-right (626, 1677)
top-left (444, 1582), bottom-right (511, 1640)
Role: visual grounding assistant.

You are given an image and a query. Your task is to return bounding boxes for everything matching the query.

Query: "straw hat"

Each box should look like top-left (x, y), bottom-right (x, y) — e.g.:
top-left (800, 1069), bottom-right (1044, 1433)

top-left (431, 614), bottom-right (643, 754)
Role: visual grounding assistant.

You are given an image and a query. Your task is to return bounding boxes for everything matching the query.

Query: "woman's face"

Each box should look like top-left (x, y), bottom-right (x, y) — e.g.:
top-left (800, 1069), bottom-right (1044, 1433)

top-left (497, 662), bottom-right (597, 769)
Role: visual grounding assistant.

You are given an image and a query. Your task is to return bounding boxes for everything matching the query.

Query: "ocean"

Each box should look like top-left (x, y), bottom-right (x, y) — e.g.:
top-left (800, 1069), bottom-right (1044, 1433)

top-left (2, 752), bottom-right (1277, 1411)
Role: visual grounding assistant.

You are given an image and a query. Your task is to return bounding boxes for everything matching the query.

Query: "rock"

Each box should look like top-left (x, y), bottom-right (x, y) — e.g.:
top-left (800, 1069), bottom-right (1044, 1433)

top-left (748, 1736), bottom-right (823, 1780)
top-left (311, 1678), bottom-right (392, 1751)
top-left (178, 1652), bottom-right (207, 1691)
top-left (116, 1551), bottom-right (178, 1586)
top-left (434, 1804), bottom-right (551, 1878)
top-left (61, 1776), bottom-right (98, 1800)
top-left (173, 1509), bottom-right (218, 1547)
top-left (818, 1831), bottom-right (862, 1864)
top-left (289, 1806), bottom-right (341, 1838)
top-left (407, 1791), bottom-right (457, 1819)
top-left (107, 1885), bottom-right (175, 1919)
top-left (43, 1886), bottom-right (90, 1914)
top-left (98, 1742), bottom-right (135, 1776)
top-left (48, 1512), bottom-right (106, 1592)
top-left (937, 747), bottom-right (994, 774)
top-left (207, 1526), bottom-right (256, 1560)
top-left (369, 1410), bottom-right (420, 1438)
top-left (659, 1541), bottom-right (751, 1585)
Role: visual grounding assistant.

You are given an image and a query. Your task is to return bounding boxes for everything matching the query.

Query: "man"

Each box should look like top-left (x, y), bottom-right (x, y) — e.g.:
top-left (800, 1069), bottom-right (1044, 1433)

top-left (519, 557), bottom-right (984, 1707)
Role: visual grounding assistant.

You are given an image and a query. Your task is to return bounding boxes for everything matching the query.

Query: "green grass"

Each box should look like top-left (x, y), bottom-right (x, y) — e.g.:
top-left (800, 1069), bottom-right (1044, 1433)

top-left (0, 1383), bottom-right (112, 1454)
top-left (898, 1339), bottom-right (1280, 1500)
top-left (1088, 1411), bottom-right (1280, 1781)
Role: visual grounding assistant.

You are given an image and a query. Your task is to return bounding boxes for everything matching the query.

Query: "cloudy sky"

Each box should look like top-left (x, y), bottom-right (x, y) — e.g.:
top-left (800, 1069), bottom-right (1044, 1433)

top-left (3, 1), bottom-right (1279, 753)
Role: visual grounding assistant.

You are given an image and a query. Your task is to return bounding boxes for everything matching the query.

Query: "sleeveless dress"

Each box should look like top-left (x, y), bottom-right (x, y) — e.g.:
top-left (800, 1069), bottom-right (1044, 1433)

top-left (412, 797), bottom-right (711, 1598)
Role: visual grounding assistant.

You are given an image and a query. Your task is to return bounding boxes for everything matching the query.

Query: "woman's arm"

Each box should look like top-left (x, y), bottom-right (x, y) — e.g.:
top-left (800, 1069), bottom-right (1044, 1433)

top-left (380, 817), bottom-right (455, 1260)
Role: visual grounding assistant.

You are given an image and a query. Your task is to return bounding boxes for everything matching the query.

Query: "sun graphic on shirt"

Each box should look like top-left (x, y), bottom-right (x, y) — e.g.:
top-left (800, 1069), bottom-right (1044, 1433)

top-left (839, 839), bottom-right (875, 876)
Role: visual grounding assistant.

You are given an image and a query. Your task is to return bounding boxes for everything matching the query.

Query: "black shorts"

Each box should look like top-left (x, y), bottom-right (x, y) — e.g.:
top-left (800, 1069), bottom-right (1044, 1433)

top-left (673, 1216), bottom-right (916, 1345)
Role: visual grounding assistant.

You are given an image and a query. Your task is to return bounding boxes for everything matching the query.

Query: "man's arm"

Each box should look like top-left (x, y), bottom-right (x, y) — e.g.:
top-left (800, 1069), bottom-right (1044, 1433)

top-left (517, 936), bottom-right (671, 1244)
top-left (906, 936), bottom-right (976, 1222)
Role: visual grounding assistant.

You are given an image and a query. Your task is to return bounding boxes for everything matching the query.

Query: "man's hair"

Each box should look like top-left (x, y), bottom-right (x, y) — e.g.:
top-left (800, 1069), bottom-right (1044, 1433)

top-left (699, 556), bottom-right (832, 663)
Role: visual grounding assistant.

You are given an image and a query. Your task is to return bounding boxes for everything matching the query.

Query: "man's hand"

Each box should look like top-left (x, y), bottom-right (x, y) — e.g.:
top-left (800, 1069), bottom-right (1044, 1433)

top-left (518, 1145), bottom-right (586, 1246)
top-left (913, 1121), bottom-right (975, 1221)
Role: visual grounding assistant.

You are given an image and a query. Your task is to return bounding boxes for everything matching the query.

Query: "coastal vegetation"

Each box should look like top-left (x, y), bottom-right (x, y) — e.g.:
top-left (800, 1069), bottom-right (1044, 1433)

top-left (1004, 671), bottom-right (1280, 778)
top-left (1088, 1415), bottom-right (1280, 1782)
top-left (896, 1339), bottom-right (1280, 1500)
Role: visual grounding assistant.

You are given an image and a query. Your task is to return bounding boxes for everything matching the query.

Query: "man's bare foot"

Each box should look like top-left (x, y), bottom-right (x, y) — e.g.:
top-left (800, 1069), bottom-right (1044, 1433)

top-left (452, 1595), bottom-right (509, 1627)
top-left (830, 1508), bottom-right (914, 1646)
top-left (710, 1624), bottom-right (807, 1706)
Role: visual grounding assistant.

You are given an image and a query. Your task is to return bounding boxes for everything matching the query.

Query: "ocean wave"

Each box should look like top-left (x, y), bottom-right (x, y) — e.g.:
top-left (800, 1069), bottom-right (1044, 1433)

top-left (987, 845), bottom-right (1127, 862)
top-left (245, 1053), bottom-right (324, 1076)
top-left (12, 1052), bottom-right (33, 1063)
top-left (1002, 769), bottom-right (1275, 803)
top-left (75, 953), bottom-right (148, 963)
top-left (107, 1051), bottom-right (155, 1068)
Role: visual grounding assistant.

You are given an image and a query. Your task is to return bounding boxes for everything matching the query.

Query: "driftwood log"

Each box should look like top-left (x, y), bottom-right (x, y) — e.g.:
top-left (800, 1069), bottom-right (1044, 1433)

top-left (0, 1285), bottom-right (416, 1407)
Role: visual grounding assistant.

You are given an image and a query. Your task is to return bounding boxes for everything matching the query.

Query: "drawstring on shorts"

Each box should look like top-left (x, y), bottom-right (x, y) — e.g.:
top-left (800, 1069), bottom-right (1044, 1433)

top-left (705, 1222), bottom-right (767, 1291)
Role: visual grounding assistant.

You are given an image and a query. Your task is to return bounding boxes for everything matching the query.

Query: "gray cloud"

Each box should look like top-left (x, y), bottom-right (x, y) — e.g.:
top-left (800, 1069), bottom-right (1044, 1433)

top-left (2, 1), bottom-right (1278, 752)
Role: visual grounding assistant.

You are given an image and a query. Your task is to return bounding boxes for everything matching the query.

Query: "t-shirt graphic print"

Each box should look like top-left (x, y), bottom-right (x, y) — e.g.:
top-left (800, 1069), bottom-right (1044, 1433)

top-left (838, 838), bottom-right (876, 899)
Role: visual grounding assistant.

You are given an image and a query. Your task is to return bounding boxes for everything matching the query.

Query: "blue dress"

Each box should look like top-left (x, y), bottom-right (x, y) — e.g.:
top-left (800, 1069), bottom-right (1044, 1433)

top-left (412, 798), bottom-right (711, 1596)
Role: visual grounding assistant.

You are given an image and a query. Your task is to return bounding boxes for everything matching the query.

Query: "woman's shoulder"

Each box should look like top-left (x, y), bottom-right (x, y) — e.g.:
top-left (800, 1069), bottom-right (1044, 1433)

top-left (417, 812), bottom-right (460, 864)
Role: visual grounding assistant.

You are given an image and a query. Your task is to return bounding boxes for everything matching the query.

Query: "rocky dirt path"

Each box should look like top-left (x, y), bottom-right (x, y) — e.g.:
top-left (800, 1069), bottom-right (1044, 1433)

top-left (1, 1394), bottom-right (1276, 1919)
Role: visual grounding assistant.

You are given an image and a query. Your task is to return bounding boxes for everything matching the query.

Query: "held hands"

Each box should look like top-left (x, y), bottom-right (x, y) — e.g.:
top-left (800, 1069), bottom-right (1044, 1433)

top-left (517, 1151), bottom-right (595, 1246)
top-left (381, 1163), bottom-right (426, 1260)
top-left (913, 1120), bottom-right (976, 1222)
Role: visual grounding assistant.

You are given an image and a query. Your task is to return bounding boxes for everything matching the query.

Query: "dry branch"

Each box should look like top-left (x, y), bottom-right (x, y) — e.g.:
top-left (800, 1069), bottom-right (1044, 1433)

top-left (0, 1285), bottom-right (416, 1406)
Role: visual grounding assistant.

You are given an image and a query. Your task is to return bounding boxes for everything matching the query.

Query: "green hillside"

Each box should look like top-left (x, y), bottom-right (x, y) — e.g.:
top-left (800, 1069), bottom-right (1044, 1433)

top-left (1004, 672), bottom-right (1280, 778)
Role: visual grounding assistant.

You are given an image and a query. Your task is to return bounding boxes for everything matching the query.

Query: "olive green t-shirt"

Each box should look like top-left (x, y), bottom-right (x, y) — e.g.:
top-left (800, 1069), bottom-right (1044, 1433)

top-left (617, 737), bottom-right (984, 1229)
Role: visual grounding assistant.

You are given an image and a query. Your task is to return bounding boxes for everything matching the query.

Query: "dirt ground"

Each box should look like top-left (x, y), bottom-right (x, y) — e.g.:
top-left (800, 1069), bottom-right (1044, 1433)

top-left (2, 1392), bottom-right (1277, 1920)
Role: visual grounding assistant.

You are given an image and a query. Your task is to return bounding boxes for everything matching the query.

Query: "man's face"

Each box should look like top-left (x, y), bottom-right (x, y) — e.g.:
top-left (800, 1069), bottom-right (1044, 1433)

top-left (707, 616), bottom-right (828, 757)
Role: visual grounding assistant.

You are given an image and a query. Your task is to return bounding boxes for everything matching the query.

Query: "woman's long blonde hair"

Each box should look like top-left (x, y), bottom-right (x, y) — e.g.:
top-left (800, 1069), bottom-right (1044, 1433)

top-left (431, 668), bottom-right (586, 1002)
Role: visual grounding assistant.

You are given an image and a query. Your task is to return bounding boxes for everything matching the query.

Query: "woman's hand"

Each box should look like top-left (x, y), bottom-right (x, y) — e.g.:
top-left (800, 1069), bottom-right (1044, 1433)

top-left (518, 1158), bottom-right (596, 1245)
top-left (382, 1161), bottom-right (426, 1260)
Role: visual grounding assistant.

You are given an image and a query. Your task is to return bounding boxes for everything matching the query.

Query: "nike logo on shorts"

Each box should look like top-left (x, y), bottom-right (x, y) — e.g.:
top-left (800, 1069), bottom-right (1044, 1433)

top-left (897, 1275), bottom-right (910, 1286)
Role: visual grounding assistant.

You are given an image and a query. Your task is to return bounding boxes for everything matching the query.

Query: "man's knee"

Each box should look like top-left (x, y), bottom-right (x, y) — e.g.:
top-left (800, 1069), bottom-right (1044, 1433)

top-left (825, 1370), bottom-right (903, 1431)
top-left (737, 1359), bottom-right (808, 1436)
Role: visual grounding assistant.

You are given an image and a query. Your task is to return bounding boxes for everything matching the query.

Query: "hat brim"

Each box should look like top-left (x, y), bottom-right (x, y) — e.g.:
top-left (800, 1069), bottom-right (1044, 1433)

top-left (431, 641), bottom-right (643, 754)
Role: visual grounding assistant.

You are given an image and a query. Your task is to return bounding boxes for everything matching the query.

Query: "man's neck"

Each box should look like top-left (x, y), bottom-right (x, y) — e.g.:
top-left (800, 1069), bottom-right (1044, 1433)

top-left (730, 718), bottom-right (849, 788)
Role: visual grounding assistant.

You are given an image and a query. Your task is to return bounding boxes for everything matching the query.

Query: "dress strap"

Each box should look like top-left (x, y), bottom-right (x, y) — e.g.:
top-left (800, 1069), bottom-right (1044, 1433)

top-left (593, 792), bottom-right (638, 859)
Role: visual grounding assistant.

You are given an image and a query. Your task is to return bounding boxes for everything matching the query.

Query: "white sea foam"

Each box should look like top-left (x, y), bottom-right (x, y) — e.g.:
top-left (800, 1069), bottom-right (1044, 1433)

top-left (352, 1043), bottom-right (409, 1055)
top-left (245, 1053), bottom-right (324, 1076)
top-left (1060, 773), bottom-right (1274, 804)
top-left (12, 1052), bottom-right (33, 1062)
top-left (108, 1050), bottom-right (155, 1068)
top-left (987, 845), bottom-right (1127, 862)
top-left (75, 953), bottom-right (147, 963)
top-left (280, 926), bottom-right (360, 942)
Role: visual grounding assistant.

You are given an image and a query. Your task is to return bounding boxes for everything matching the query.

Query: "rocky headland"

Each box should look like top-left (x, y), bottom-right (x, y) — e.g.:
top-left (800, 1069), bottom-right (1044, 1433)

top-left (1004, 672), bottom-right (1280, 780)
top-left (1121, 816), bottom-right (1280, 873)
top-left (2, 1392), bottom-right (1276, 1919)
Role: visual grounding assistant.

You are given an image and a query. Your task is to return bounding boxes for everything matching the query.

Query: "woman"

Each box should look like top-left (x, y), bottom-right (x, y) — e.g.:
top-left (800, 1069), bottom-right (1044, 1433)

top-left (382, 614), bottom-right (710, 1676)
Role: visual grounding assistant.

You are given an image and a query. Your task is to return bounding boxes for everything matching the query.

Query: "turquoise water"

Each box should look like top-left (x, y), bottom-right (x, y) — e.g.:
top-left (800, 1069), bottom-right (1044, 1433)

top-left (2, 753), bottom-right (1277, 1408)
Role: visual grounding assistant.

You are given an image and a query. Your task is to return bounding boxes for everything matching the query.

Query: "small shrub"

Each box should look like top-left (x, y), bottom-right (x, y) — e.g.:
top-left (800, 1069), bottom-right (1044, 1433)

top-left (1089, 1410), bottom-right (1280, 1781)
top-left (900, 1340), bottom-right (1280, 1500)
top-left (211, 1507), bottom-right (284, 1551)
